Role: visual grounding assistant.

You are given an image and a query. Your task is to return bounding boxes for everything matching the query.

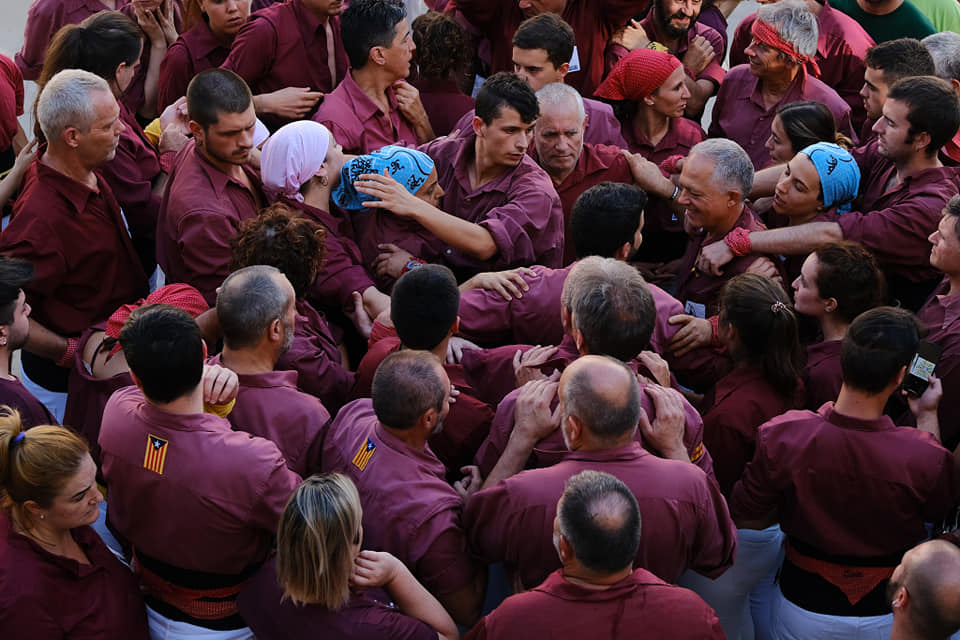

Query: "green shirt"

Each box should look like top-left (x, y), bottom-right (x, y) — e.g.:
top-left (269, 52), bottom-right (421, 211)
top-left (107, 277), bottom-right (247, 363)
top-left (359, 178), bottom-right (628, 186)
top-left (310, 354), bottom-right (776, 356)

top-left (830, 0), bottom-right (936, 42)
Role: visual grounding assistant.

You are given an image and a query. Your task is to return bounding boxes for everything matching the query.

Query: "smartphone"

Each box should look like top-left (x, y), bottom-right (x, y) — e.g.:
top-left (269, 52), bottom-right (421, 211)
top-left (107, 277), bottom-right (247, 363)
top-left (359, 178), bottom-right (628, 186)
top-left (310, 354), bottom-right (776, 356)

top-left (901, 341), bottom-right (941, 397)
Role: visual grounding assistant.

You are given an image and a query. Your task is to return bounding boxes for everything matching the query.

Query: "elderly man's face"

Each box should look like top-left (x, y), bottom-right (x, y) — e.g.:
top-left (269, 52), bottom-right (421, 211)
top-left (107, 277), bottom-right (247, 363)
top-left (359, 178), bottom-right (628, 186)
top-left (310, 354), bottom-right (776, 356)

top-left (677, 152), bottom-right (738, 232)
top-left (744, 37), bottom-right (793, 80)
top-left (76, 89), bottom-right (125, 169)
top-left (534, 100), bottom-right (585, 180)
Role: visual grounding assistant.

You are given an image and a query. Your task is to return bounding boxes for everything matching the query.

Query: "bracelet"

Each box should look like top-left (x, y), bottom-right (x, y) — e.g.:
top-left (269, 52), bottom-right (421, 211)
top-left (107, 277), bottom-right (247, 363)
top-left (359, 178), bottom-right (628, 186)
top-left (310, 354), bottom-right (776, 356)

top-left (724, 227), bottom-right (753, 257)
top-left (647, 41), bottom-right (669, 52)
top-left (55, 336), bottom-right (80, 368)
top-left (400, 258), bottom-right (426, 276)
top-left (668, 184), bottom-right (680, 201)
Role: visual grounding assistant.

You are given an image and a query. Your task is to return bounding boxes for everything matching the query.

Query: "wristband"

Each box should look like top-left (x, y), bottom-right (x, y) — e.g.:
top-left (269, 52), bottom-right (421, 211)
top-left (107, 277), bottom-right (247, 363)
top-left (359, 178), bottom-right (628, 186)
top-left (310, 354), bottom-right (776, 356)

top-left (55, 337), bottom-right (80, 368)
top-left (647, 41), bottom-right (669, 52)
top-left (400, 258), bottom-right (426, 276)
top-left (668, 184), bottom-right (680, 201)
top-left (724, 227), bottom-right (753, 257)
top-left (708, 315), bottom-right (722, 348)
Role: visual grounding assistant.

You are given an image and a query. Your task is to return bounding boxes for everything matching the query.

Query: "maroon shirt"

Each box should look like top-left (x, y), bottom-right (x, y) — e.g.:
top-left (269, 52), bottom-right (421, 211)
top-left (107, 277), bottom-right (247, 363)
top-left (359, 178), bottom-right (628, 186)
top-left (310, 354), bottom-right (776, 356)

top-left (802, 339), bottom-right (842, 411)
top-left (453, 0), bottom-right (645, 97)
top-left (352, 335), bottom-right (495, 475)
top-left (0, 55), bottom-right (23, 154)
top-left (420, 132), bottom-right (564, 274)
top-left (312, 71), bottom-right (419, 155)
top-left (708, 65), bottom-right (855, 169)
top-left (1, 157), bottom-right (148, 336)
top-left (729, 2), bottom-right (874, 131)
top-left (209, 354), bottom-right (330, 477)
top-left (674, 206), bottom-right (766, 318)
top-left (632, 14), bottom-right (725, 87)
top-left (223, 0), bottom-right (347, 130)
top-left (915, 281), bottom-right (960, 450)
top-left (533, 143), bottom-right (634, 266)
top-left (277, 298), bottom-right (354, 413)
top-left (0, 512), bottom-right (149, 639)
top-left (238, 557), bottom-right (437, 640)
top-left (412, 76), bottom-right (475, 138)
top-left (465, 442), bottom-right (735, 588)
top-left (732, 403), bottom-right (959, 559)
top-left (156, 140), bottom-right (265, 304)
top-left (15, 0), bottom-right (129, 81)
top-left (464, 568), bottom-right (726, 640)
top-left (158, 19), bottom-right (234, 112)
top-left (99, 386), bottom-right (301, 574)
top-left (321, 399), bottom-right (481, 597)
top-left (0, 376), bottom-right (56, 428)
top-left (701, 363), bottom-right (802, 496)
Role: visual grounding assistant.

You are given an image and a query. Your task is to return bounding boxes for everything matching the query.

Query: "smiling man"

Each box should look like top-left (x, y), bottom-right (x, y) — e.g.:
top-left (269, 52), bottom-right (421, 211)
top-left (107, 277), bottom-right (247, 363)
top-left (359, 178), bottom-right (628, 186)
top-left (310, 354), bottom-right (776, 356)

top-left (699, 76), bottom-right (960, 312)
top-left (157, 68), bottom-right (264, 304)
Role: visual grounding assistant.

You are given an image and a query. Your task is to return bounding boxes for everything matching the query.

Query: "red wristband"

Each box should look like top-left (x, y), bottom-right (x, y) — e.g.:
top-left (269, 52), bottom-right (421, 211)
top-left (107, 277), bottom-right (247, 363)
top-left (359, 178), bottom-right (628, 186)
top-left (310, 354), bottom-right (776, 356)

top-left (400, 258), bottom-right (426, 276)
top-left (708, 315), bottom-right (722, 348)
top-left (55, 337), bottom-right (80, 368)
top-left (724, 227), bottom-right (753, 257)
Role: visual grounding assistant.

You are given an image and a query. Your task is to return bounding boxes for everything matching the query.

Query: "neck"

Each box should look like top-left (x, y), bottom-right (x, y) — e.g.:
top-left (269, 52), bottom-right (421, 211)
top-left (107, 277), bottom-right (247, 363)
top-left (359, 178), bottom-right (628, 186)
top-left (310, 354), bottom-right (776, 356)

top-left (762, 68), bottom-right (799, 99)
top-left (381, 422), bottom-right (429, 450)
top-left (11, 512), bottom-right (74, 553)
top-left (896, 152), bottom-right (940, 184)
top-left (220, 346), bottom-right (276, 375)
top-left (0, 349), bottom-right (12, 380)
top-left (633, 106), bottom-right (670, 144)
top-left (352, 67), bottom-right (395, 112)
top-left (788, 209), bottom-right (822, 226)
top-left (574, 433), bottom-right (634, 452)
top-left (302, 180), bottom-right (333, 211)
top-left (833, 385), bottom-right (889, 420)
top-left (210, 25), bottom-right (239, 48)
top-left (149, 385), bottom-right (205, 416)
top-left (199, 145), bottom-right (246, 180)
top-left (651, 22), bottom-right (681, 51)
top-left (472, 138), bottom-right (508, 188)
top-left (705, 207), bottom-right (744, 241)
top-left (948, 273), bottom-right (960, 298)
top-left (548, 163), bottom-right (576, 186)
top-left (562, 563), bottom-right (633, 589)
top-left (818, 315), bottom-right (849, 342)
top-left (41, 148), bottom-right (98, 190)
top-left (299, 0), bottom-right (331, 23)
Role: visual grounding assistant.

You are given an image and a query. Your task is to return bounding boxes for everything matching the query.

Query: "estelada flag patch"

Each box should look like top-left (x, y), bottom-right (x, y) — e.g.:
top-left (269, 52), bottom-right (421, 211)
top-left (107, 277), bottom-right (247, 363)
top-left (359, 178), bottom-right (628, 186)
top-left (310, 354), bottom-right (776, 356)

top-left (143, 434), bottom-right (168, 475)
top-left (352, 438), bottom-right (376, 471)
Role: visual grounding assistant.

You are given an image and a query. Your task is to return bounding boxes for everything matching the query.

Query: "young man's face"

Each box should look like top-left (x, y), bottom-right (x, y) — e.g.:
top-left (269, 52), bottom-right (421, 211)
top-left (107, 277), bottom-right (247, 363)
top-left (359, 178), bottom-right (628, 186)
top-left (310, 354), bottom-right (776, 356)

top-left (475, 106), bottom-right (537, 169)
top-left (193, 105), bottom-right (257, 171)
top-left (860, 66), bottom-right (889, 122)
top-left (512, 47), bottom-right (566, 91)
top-left (872, 97), bottom-right (916, 162)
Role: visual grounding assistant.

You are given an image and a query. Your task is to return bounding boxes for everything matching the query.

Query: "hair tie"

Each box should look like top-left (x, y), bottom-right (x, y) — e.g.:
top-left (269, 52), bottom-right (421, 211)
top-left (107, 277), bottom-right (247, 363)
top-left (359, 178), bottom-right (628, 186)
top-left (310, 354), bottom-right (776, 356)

top-left (10, 431), bottom-right (25, 449)
top-left (770, 301), bottom-right (788, 313)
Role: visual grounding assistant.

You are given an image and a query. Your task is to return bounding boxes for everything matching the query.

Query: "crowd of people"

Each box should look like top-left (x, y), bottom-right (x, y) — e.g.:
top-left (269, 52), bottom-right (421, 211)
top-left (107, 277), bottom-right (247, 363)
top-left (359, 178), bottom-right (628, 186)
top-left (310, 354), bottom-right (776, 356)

top-left (2, 0), bottom-right (960, 637)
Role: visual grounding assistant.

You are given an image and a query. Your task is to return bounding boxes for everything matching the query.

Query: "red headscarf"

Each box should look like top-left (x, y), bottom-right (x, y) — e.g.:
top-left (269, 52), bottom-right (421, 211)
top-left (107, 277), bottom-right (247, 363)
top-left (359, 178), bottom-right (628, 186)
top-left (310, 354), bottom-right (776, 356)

top-left (751, 19), bottom-right (821, 78)
top-left (595, 48), bottom-right (682, 101)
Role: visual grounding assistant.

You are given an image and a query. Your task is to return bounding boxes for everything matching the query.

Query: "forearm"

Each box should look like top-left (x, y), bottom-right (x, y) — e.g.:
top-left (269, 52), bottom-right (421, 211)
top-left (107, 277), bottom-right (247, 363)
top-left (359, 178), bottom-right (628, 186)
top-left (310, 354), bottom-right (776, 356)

top-left (480, 430), bottom-right (537, 490)
top-left (749, 164), bottom-right (784, 199)
top-left (915, 410), bottom-right (941, 442)
top-left (25, 318), bottom-right (69, 362)
top-left (749, 222), bottom-right (844, 256)
top-left (361, 285), bottom-right (390, 320)
top-left (411, 117), bottom-right (436, 145)
top-left (386, 565), bottom-right (459, 639)
top-left (684, 78), bottom-right (713, 119)
top-left (139, 41), bottom-right (168, 120)
top-left (412, 205), bottom-right (498, 260)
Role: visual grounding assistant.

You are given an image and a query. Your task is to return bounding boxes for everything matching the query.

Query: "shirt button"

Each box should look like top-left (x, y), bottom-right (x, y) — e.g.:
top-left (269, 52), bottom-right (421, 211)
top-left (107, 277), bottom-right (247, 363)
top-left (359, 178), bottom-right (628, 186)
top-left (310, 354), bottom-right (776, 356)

top-left (446, 249), bottom-right (453, 255)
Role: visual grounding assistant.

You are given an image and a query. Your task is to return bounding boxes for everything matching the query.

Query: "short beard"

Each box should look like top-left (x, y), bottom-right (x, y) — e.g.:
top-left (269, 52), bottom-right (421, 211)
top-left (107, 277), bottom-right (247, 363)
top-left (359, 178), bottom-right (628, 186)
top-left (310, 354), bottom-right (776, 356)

top-left (656, 1), bottom-right (694, 38)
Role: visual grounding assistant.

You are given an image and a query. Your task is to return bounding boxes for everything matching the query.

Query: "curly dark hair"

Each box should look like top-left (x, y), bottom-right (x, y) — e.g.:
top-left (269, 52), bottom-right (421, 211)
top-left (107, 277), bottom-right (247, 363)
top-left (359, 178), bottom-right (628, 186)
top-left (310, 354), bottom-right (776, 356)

top-left (412, 11), bottom-right (471, 82)
top-left (229, 203), bottom-right (327, 299)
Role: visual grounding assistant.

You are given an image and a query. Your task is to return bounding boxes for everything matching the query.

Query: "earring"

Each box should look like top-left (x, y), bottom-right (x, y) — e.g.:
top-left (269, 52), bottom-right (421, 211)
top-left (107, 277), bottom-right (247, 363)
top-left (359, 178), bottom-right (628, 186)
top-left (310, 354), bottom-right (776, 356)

top-left (40, 514), bottom-right (45, 520)
top-left (1, 339), bottom-right (6, 346)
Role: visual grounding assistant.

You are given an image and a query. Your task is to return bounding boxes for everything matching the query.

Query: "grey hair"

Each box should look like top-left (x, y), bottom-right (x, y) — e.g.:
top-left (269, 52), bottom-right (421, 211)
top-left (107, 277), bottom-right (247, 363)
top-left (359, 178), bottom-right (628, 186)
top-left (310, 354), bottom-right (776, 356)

top-left (689, 138), bottom-right (754, 198)
top-left (37, 69), bottom-right (112, 141)
top-left (536, 82), bottom-right (586, 121)
top-left (217, 265), bottom-right (290, 350)
top-left (923, 32), bottom-right (960, 82)
top-left (757, 0), bottom-right (818, 59)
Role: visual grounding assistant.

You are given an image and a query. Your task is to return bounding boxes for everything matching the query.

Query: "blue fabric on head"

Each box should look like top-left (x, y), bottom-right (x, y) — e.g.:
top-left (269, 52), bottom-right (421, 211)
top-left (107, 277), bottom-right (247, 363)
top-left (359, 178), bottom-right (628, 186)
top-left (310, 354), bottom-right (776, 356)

top-left (332, 145), bottom-right (436, 210)
top-left (800, 142), bottom-right (860, 214)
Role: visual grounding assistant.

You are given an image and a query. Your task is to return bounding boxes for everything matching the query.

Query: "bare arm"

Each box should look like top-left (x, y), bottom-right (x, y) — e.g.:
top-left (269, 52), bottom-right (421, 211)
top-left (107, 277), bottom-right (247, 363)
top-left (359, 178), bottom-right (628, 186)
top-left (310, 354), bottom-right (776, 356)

top-left (749, 164), bottom-right (785, 199)
top-left (0, 140), bottom-right (36, 209)
top-left (25, 318), bottom-right (69, 362)
top-left (698, 221), bottom-right (845, 276)
top-left (684, 77), bottom-right (715, 121)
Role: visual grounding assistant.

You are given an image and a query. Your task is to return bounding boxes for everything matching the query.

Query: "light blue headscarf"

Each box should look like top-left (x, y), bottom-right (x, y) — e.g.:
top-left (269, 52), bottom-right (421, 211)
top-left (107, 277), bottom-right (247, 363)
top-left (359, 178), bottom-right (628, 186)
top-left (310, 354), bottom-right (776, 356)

top-left (800, 142), bottom-right (860, 214)
top-left (332, 145), bottom-right (435, 210)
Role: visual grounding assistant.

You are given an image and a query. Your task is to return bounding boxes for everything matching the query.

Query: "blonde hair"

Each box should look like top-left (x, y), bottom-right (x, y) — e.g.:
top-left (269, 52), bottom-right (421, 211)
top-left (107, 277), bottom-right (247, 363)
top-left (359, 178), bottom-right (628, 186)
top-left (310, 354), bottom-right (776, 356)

top-left (0, 407), bottom-right (88, 527)
top-left (276, 474), bottom-right (362, 609)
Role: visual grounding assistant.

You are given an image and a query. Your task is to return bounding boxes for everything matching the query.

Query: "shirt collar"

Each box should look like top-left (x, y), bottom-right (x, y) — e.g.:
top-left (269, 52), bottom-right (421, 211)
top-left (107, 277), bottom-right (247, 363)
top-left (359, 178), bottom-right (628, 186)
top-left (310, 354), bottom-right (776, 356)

top-left (191, 140), bottom-right (262, 200)
top-left (35, 153), bottom-right (99, 216)
top-left (819, 402), bottom-right (897, 433)
top-left (341, 70), bottom-right (399, 123)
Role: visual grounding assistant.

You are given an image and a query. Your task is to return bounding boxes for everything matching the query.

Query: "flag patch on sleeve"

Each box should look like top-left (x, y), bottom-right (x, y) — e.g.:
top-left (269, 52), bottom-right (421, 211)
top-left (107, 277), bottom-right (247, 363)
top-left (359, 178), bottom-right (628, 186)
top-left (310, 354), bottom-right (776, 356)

top-left (352, 438), bottom-right (376, 471)
top-left (143, 434), bottom-right (168, 475)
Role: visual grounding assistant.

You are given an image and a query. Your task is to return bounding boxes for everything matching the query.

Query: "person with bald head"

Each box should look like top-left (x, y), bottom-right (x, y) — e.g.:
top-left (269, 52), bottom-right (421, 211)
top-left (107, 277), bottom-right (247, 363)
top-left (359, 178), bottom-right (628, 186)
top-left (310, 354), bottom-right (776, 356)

top-left (889, 540), bottom-right (960, 640)
top-left (465, 469), bottom-right (726, 639)
top-left (464, 351), bottom-right (735, 592)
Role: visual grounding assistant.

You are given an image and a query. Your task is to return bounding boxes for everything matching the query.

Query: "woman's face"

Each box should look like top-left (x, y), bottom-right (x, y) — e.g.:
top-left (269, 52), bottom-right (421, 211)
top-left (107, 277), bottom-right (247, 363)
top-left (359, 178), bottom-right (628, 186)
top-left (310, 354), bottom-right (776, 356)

top-left (772, 153), bottom-right (822, 219)
top-left (648, 65), bottom-right (690, 119)
top-left (36, 454), bottom-right (103, 531)
top-left (765, 115), bottom-right (796, 165)
top-left (321, 135), bottom-right (346, 184)
top-left (114, 41), bottom-right (144, 96)
top-left (413, 167), bottom-right (444, 207)
top-left (200, 0), bottom-right (251, 39)
top-left (792, 252), bottom-right (830, 318)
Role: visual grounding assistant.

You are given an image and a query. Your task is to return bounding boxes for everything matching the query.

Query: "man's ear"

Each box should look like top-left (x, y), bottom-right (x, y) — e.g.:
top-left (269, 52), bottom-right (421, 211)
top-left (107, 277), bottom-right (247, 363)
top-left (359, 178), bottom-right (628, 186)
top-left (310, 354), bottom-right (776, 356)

top-left (472, 115), bottom-right (484, 138)
top-left (62, 125), bottom-right (82, 150)
top-left (188, 120), bottom-right (204, 141)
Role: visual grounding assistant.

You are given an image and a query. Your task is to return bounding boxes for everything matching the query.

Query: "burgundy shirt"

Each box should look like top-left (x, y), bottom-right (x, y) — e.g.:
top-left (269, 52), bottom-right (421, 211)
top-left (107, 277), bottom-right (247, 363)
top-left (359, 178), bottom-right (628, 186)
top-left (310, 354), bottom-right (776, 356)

top-left (464, 568), bottom-right (726, 640)
top-left (0, 512), bottom-right (149, 639)
top-left (915, 281), bottom-right (960, 450)
top-left (729, 2), bottom-right (874, 131)
top-left (453, 97), bottom-right (628, 149)
top-left (276, 298), bottom-right (354, 413)
top-left (223, 0), bottom-right (347, 130)
top-left (1, 157), bottom-right (148, 336)
top-left (465, 441), bottom-right (735, 588)
top-left (312, 71), bottom-right (419, 155)
top-left (15, 0), bottom-right (129, 81)
top-left (708, 65), bottom-right (854, 169)
top-left (156, 140), bottom-right (265, 304)
top-left (701, 363), bottom-right (802, 496)
top-left (321, 399), bottom-right (481, 597)
top-left (283, 197), bottom-right (376, 310)
top-left (0, 55), bottom-right (23, 154)
top-left (420, 132), bottom-right (564, 275)
top-left (238, 557), bottom-right (437, 640)
top-left (159, 19), bottom-right (234, 112)
top-left (352, 335), bottom-right (495, 476)
top-left (0, 376), bottom-right (56, 428)
top-left (412, 76), bottom-right (475, 138)
top-left (99, 386), bottom-right (301, 574)
top-left (453, 0), bottom-right (645, 97)
top-left (802, 339), bottom-right (842, 411)
top-left (534, 143), bottom-right (635, 266)
top-left (674, 206), bottom-right (766, 318)
top-left (732, 403), bottom-right (959, 559)
top-left (633, 14), bottom-right (725, 87)
top-left (209, 354), bottom-right (330, 477)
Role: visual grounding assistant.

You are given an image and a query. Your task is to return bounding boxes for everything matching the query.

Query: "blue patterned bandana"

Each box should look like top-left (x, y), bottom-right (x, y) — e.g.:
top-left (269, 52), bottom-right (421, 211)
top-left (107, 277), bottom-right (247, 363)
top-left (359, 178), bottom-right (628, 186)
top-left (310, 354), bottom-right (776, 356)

top-left (801, 142), bottom-right (861, 213)
top-left (333, 145), bottom-right (435, 210)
